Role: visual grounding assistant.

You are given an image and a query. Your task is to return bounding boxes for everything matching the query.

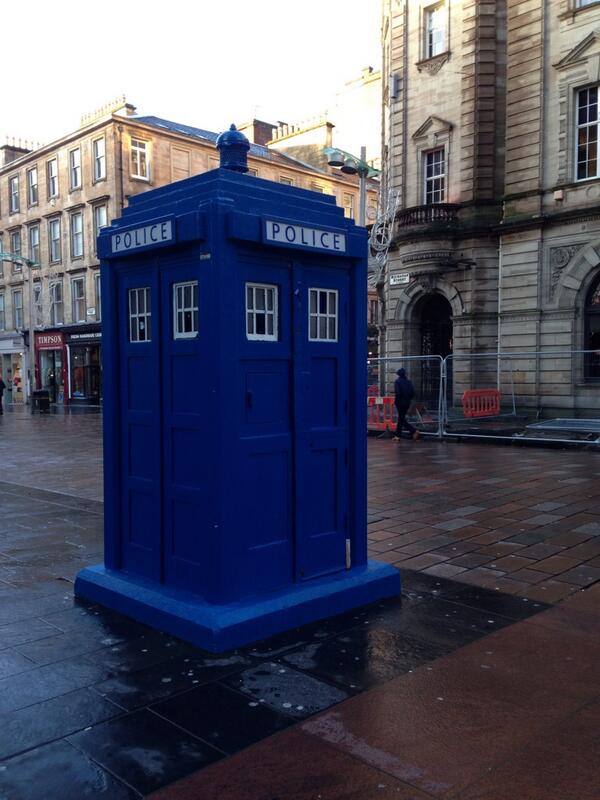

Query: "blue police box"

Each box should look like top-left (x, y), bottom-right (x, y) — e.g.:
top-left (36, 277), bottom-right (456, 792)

top-left (75, 126), bottom-right (400, 652)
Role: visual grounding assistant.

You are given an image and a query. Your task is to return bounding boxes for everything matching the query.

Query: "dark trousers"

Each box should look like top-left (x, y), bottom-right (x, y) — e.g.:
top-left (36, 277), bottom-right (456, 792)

top-left (395, 404), bottom-right (415, 437)
top-left (0, 396), bottom-right (3, 414)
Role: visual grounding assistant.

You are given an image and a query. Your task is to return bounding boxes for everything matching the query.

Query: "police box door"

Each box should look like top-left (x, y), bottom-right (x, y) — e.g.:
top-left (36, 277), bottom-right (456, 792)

top-left (117, 254), bottom-right (209, 591)
top-left (293, 263), bottom-right (350, 581)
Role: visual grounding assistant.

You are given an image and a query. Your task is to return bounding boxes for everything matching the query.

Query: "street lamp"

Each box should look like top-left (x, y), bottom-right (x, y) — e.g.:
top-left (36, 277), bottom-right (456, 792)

top-left (324, 146), bottom-right (379, 227)
top-left (0, 250), bottom-right (38, 404)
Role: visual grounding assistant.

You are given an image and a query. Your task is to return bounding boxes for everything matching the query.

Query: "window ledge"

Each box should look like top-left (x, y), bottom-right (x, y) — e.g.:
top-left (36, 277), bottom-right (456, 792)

top-left (559, 3), bottom-right (600, 21)
top-left (416, 52), bottom-right (450, 75)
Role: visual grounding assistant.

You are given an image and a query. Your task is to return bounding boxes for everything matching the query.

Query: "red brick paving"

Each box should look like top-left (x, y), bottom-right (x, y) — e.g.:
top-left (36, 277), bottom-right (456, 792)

top-left (367, 438), bottom-right (600, 599)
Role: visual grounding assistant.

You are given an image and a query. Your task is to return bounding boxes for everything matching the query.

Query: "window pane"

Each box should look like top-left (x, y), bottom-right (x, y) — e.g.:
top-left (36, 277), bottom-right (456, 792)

top-left (256, 313), bottom-right (266, 335)
top-left (310, 290), bottom-right (317, 313)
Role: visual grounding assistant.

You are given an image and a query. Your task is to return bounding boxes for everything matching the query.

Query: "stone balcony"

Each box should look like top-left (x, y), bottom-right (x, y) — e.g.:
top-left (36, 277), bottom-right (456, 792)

top-left (394, 203), bottom-right (460, 235)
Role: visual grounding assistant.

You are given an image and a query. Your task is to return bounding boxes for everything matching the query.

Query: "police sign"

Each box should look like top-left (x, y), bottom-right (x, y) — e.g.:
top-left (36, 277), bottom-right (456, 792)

top-left (111, 220), bottom-right (173, 254)
top-left (265, 220), bottom-right (346, 253)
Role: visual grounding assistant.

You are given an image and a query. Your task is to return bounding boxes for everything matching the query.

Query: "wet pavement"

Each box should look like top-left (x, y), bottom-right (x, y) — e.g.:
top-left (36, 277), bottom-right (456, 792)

top-left (0, 410), bottom-right (598, 797)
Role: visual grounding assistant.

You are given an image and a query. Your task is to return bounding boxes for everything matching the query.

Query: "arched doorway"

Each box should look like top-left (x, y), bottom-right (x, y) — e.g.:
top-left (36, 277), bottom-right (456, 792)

top-left (418, 293), bottom-right (453, 406)
top-left (584, 273), bottom-right (600, 381)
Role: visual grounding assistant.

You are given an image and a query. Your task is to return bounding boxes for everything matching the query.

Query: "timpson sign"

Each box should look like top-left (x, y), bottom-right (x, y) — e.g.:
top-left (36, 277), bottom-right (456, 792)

top-left (36, 333), bottom-right (64, 349)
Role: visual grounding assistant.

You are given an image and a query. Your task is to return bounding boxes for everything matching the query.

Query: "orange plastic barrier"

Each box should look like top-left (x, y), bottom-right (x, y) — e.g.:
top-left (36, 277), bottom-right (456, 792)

top-left (367, 396), bottom-right (397, 432)
top-left (461, 389), bottom-right (501, 418)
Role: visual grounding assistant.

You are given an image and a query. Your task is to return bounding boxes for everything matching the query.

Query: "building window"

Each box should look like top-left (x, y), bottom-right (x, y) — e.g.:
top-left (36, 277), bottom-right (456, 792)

top-left (247, 168), bottom-right (258, 177)
top-left (93, 137), bottom-right (106, 181)
top-left (50, 281), bottom-right (64, 325)
top-left (28, 225), bottom-right (40, 265)
top-left (423, 147), bottom-right (446, 204)
top-left (70, 148), bottom-right (82, 190)
top-left (9, 230), bottom-right (21, 272)
top-left (13, 290), bottom-right (23, 329)
top-left (585, 273), bottom-right (600, 379)
top-left (576, 86), bottom-right (600, 181)
top-left (70, 212), bottom-right (84, 258)
top-left (129, 287), bottom-right (152, 342)
top-left (425, 3), bottom-right (447, 58)
top-left (47, 157), bottom-right (58, 198)
top-left (246, 283), bottom-right (278, 341)
top-left (71, 277), bottom-right (86, 323)
top-left (33, 281), bottom-right (42, 328)
top-left (49, 218), bottom-right (61, 262)
top-left (9, 176), bottom-right (19, 213)
top-left (311, 183), bottom-right (325, 193)
top-left (0, 294), bottom-right (4, 331)
top-left (173, 281), bottom-right (199, 339)
top-left (93, 204), bottom-right (108, 252)
top-left (342, 193), bottom-right (355, 219)
top-left (95, 272), bottom-right (101, 322)
top-left (309, 288), bottom-right (338, 342)
top-left (27, 167), bottom-right (38, 206)
top-left (279, 175), bottom-right (294, 186)
top-left (131, 138), bottom-right (149, 180)
top-left (576, 0), bottom-right (599, 6)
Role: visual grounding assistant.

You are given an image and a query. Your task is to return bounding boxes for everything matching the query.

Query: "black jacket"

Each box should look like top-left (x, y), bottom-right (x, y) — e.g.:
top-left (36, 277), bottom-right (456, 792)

top-left (394, 375), bottom-right (414, 409)
top-left (0, 379), bottom-right (5, 396)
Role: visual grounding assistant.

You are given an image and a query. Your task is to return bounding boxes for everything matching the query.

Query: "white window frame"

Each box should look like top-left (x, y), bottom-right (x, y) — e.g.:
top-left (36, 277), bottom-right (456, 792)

top-left (425, 3), bottom-right (447, 59)
top-left (93, 137), bottom-right (106, 181)
top-left (71, 277), bottom-right (86, 323)
top-left (9, 230), bottom-right (21, 272)
top-left (246, 283), bottom-right (278, 341)
top-left (128, 287), bottom-right (152, 342)
top-left (576, 0), bottom-right (599, 7)
top-left (13, 289), bottom-right (23, 330)
top-left (70, 211), bottom-right (84, 258)
top-left (49, 218), bottom-right (61, 262)
top-left (47, 157), bottom-right (58, 198)
top-left (342, 193), bottom-right (355, 219)
top-left (423, 147), bottom-right (446, 204)
top-left (131, 138), bottom-right (149, 180)
top-left (33, 281), bottom-right (42, 327)
top-left (9, 176), bottom-right (19, 213)
top-left (93, 204), bottom-right (108, 252)
top-left (576, 85), bottom-right (600, 181)
top-left (28, 225), bottom-right (40, 265)
top-left (27, 167), bottom-right (38, 206)
top-left (94, 272), bottom-right (102, 322)
top-left (69, 148), bottom-right (82, 190)
top-left (50, 281), bottom-right (64, 325)
top-left (173, 281), bottom-right (199, 339)
top-left (0, 294), bottom-right (5, 331)
top-left (279, 175), bottom-right (294, 186)
top-left (309, 288), bottom-right (339, 342)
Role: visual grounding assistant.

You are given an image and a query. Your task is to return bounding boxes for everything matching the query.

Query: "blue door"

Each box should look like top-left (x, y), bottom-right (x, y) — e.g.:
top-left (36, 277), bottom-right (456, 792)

top-left (117, 263), bottom-right (162, 580)
top-left (293, 264), bottom-right (350, 580)
top-left (160, 254), bottom-right (213, 594)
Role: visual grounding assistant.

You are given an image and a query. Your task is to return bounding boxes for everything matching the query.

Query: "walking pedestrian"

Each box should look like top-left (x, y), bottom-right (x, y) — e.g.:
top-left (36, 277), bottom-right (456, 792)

top-left (392, 368), bottom-right (419, 441)
top-left (0, 374), bottom-right (5, 415)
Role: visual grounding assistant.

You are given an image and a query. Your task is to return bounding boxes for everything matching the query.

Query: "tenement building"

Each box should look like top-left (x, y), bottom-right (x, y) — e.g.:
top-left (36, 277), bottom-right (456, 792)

top-left (0, 99), bottom-right (375, 407)
top-left (380, 0), bottom-right (600, 413)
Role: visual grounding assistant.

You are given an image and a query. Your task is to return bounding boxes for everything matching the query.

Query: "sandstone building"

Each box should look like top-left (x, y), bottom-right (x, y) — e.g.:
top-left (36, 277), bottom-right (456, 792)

top-left (380, 0), bottom-right (600, 413)
top-left (0, 99), bottom-right (374, 406)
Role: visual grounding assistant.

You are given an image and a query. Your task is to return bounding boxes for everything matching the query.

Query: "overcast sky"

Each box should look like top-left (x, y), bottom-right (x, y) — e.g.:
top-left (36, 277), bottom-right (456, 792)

top-left (3, 0), bottom-right (381, 146)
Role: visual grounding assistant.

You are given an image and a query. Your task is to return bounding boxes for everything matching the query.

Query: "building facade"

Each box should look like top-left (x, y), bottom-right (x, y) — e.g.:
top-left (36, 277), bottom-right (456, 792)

top-left (0, 99), bottom-right (376, 406)
top-left (381, 0), bottom-right (600, 413)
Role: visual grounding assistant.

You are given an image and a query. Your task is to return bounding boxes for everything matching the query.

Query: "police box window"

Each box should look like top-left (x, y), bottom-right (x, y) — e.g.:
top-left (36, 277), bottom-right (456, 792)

top-left (246, 283), bottom-right (278, 341)
top-left (173, 281), bottom-right (198, 339)
top-left (309, 288), bottom-right (338, 342)
top-left (129, 287), bottom-right (151, 342)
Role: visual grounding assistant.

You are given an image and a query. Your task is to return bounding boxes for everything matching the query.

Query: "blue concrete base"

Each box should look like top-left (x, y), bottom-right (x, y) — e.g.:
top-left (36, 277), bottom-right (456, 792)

top-left (74, 561), bottom-right (401, 653)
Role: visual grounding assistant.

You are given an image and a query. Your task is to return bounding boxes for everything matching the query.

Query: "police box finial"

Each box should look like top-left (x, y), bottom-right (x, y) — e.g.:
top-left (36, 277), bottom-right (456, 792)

top-left (216, 124), bottom-right (250, 173)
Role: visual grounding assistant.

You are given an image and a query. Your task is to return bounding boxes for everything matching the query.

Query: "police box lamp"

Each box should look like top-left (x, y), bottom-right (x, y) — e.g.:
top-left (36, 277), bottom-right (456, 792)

top-left (216, 123), bottom-right (250, 173)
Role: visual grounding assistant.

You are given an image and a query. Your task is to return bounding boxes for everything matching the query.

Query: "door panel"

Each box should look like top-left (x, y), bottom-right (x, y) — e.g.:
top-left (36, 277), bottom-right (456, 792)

top-left (293, 266), bottom-right (349, 580)
top-left (118, 265), bottom-right (161, 580)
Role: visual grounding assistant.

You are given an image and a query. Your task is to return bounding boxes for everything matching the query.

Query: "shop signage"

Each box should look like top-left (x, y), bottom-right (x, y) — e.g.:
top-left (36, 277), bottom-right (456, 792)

top-left (264, 220), bottom-right (346, 253)
top-left (111, 220), bottom-right (173, 254)
top-left (69, 332), bottom-right (102, 341)
top-left (390, 272), bottom-right (410, 286)
top-left (36, 333), bottom-right (63, 349)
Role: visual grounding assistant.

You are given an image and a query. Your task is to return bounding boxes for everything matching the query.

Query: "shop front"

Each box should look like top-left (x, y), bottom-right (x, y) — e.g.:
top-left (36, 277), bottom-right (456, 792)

top-left (0, 335), bottom-right (25, 406)
top-left (65, 325), bottom-right (102, 405)
top-left (35, 331), bottom-right (67, 404)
